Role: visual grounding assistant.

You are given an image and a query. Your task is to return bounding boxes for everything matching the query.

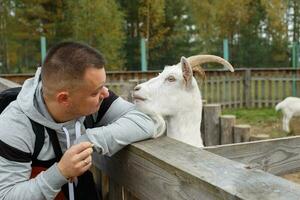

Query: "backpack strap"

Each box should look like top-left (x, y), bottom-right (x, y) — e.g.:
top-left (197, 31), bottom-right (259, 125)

top-left (95, 90), bottom-right (118, 124)
top-left (0, 87), bottom-right (22, 113)
top-left (29, 119), bottom-right (45, 160)
top-left (45, 127), bottom-right (63, 160)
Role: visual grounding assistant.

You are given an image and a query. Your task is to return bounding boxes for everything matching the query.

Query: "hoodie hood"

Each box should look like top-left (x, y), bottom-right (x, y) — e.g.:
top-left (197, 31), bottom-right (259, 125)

top-left (17, 68), bottom-right (85, 132)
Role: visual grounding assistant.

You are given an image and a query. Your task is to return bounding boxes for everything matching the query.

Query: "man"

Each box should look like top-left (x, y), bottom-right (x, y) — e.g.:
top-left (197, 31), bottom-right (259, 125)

top-left (0, 42), bottom-right (155, 199)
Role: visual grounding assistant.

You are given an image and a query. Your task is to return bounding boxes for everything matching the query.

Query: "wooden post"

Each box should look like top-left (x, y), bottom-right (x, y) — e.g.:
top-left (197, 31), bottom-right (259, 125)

top-left (201, 99), bottom-right (207, 145)
top-left (233, 124), bottom-right (251, 143)
top-left (202, 104), bottom-right (221, 146)
top-left (220, 115), bottom-right (236, 144)
top-left (244, 69), bottom-right (251, 108)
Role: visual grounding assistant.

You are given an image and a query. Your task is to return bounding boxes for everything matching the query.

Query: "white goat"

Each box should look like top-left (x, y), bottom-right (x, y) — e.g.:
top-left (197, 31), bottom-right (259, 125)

top-left (132, 55), bottom-right (234, 148)
top-left (275, 97), bottom-right (300, 132)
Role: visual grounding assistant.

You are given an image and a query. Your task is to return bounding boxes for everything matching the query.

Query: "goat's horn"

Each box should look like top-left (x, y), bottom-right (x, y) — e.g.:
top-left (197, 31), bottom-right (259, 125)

top-left (187, 55), bottom-right (234, 72)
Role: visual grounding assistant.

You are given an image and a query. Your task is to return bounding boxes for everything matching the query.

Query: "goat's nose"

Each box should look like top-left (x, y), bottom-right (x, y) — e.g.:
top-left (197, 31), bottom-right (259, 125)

top-left (134, 85), bottom-right (141, 91)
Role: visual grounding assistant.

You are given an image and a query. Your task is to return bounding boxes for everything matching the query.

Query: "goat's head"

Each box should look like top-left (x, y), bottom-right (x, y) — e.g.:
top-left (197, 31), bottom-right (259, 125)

top-left (132, 55), bottom-right (234, 117)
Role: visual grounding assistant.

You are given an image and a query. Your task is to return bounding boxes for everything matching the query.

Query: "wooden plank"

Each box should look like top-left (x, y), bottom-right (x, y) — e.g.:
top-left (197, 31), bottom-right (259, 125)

top-left (282, 78), bottom-right (286, 98)
top-left (227, 75), bottom-right (232, 108)
top-left (234, 75), bottom-right (238, 108)
top-left (94, 137), bottom-right (300, 200)
top-left (237, 76), bottom-right (242, 108)
top-left (205, 136), bottom-right (300, 175)
top-left (275, 79), bottom-right (279, 104)
top-left (109, 179), bottom-right (123, 200)
top-left (222, 76), bottom-right (226, 106)
top-left (254, 78), bottom-right (259, 107)
top-left (0, 77), bottom-right (21, 92)
top-left (216, 75), bottom-right (220, 103)
top-left (124, 189), bottom-right (139, 200)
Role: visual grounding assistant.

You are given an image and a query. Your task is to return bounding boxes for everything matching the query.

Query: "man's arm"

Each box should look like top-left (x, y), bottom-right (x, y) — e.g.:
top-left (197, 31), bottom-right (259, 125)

top-left (77, 97), bottom-right (155, 156)
top-left (0, 114), bottom-right (67, 200)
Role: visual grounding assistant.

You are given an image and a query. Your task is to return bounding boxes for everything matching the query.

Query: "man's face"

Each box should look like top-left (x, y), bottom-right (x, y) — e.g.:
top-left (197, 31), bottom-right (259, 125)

top-left (68, 67), bottom-right (109, 117)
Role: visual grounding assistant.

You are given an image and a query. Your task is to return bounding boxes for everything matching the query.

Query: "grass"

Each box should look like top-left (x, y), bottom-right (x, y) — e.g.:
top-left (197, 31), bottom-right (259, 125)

top-left (222, 107), bottom-right (291, 138)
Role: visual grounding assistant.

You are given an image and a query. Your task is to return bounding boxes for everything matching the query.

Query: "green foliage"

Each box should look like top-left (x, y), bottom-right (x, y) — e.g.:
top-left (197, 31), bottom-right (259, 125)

top-left (223, 108), bottom-right (280, 124)
top-left (66, 0), bottom-right (125, 70)
top-left (0, 0), bottom-right (299, 72)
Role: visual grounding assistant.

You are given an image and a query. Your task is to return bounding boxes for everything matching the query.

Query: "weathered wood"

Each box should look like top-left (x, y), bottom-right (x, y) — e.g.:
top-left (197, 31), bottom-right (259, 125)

top-left (0, 77), bottom-right (21, 92)
top-left (202, 104), bottom-right (221, 146)
top-left (102, 173), bottom-right (110, 200)
top-left (234, 124), bottom-right (251, 143)
top-left (205, 136), bottom-right (300, 175)
top-left (250, 134), bottom-right (271, 141)
top-left (123, 189), bottom-right (139, 200)
top-left (243, 69), bottom-right (251, 108)
top-left (220, 115), bottom-right (236, 144)
top-left (200, 99), bottom-right (207, 143)
top-left (94, 137), bottom-right (300, 200)
top-left (109, 178), bottom-right (123, 200)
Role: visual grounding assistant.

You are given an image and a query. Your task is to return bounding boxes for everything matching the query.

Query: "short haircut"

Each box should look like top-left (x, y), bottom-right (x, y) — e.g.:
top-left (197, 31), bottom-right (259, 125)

top-left (41, 41), bottom-right (106, 95)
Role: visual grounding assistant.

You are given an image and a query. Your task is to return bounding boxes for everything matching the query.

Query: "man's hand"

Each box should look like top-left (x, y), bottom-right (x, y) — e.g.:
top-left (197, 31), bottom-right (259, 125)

top-left (57, 142), bottom-right (93, 179)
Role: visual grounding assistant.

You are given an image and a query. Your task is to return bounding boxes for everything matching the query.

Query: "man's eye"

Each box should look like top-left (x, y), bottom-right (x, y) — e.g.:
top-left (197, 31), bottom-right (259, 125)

top-left (91, 92), bottom-right (98, 96)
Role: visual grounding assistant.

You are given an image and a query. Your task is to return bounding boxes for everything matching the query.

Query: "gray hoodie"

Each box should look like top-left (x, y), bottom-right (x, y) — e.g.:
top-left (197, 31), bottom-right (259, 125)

top-left (0, 68), bottom-right (155, 200)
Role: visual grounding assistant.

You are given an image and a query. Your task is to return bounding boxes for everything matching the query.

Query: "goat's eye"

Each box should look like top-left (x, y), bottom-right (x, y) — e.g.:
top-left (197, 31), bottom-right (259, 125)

top-left (166, 76), bottom-right (176, 82)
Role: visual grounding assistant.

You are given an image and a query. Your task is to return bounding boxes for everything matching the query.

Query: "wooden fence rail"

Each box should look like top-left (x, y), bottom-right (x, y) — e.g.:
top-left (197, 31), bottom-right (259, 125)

top-left (2, 68), bottom-right (300, 108)
top-left (93, 137), bottom-right (300, 200)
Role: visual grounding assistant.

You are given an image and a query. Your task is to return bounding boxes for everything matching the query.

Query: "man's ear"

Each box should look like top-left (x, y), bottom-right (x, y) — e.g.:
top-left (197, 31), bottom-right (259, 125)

top-left (56, 91), bottom-right (70, 106)
top-left (181, 56), bottom-right (193, 87)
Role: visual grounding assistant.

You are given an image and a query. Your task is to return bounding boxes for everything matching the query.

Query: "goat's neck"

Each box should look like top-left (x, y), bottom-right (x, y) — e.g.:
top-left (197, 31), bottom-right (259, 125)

top-left (166, 108), bottom-right (203, 148)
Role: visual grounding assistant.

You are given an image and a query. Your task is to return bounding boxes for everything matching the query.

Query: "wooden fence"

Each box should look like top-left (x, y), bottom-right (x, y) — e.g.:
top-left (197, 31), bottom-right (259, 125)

top-left (93, 136), bottom-right (300, 200)
top-left (1, 78), bottom-right (300, 199)
top-left (2, 68), bottom-right (300, 108)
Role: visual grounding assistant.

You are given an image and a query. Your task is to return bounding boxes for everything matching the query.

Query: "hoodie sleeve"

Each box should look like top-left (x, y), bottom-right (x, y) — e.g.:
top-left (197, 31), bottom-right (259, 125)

top-left (0, 106), bottom-right (68, 200)
top-left (76, 97), bottom-right (155, 156)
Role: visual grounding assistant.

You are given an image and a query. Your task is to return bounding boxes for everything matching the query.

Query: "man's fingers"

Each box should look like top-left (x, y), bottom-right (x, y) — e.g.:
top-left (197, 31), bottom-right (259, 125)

top-left (82, 161), bottom-right (92, 172)
top-left (72, 142), bottom-right (94, 153)
top-left (76, 147), bottom-right (93, 161)
top-left (81, 156), bottom-right (92, 167)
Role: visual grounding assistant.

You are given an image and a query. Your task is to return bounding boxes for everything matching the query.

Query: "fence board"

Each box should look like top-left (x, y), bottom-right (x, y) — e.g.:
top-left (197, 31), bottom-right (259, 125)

top-left (93, 137), bottom-right (300, 200)
top-left (205, 136), bottom-right (300, 175)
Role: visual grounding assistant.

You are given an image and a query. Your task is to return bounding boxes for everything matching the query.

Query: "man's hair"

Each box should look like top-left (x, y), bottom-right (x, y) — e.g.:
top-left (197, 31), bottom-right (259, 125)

top-left (41, 41), bottom-right (106, 96)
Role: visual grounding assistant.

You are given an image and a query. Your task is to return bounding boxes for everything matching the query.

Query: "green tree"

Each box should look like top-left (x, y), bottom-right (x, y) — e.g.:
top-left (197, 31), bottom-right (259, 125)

top-left (119, 0), bottom-right (196, 70)
top-left (189, 0), bottom-right (289, 68)
top-left (67, 0), bottom-right (125, 70)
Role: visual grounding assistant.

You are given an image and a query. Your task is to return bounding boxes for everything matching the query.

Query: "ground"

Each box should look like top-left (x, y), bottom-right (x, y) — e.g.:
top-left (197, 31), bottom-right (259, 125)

top-left (223, 108), bottom-right (300, 185)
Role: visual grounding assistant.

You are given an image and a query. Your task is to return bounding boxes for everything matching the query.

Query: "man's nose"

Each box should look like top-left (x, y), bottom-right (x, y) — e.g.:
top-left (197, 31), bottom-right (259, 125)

top-left (100, 87), bottom-right (109, 99)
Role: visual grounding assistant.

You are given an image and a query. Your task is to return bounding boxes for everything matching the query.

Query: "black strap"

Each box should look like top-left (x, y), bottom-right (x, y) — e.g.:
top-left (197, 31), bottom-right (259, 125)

top-left (29, 119), bottom-right (45, 160)
top-left (95, 90), bottom-right (118, 124)
top-left (0, 140), bottom-right (31, 162)
top-left (84, 115), bottom-right (95, 129)
top-left (84, 90), bottom-right (118, 128)
top-left (45, 127), bottom-right (63, 160)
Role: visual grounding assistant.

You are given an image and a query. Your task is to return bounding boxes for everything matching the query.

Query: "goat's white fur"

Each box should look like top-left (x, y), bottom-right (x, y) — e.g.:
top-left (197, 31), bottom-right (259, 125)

top-left (132, 55), bottom-right (234, 148)
top-left (275, 97), bottom-right (300, 132)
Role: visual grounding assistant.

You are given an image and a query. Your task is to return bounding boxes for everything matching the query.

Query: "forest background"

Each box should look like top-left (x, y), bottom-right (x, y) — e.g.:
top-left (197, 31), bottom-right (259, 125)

top-left (0, 0), bottom-right (299, 73)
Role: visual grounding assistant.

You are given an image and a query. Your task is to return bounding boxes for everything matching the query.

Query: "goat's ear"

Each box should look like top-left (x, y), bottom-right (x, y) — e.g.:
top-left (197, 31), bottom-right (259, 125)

top-left (181, 56), bottom-right (193, 86)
